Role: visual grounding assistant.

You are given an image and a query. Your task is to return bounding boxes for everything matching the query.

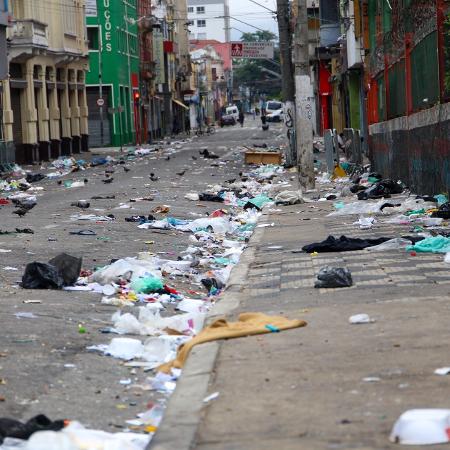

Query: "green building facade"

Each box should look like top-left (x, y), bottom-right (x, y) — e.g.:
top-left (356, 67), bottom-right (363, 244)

top-left (86, 0), bottom-right (139, 147)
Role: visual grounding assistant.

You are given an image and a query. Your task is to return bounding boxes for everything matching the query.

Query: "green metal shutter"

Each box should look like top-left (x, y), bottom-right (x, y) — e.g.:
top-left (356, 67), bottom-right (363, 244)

top-left (388, 60), bottom-right (406, 118)
top-left (411, 31), bottom-right (439, 110)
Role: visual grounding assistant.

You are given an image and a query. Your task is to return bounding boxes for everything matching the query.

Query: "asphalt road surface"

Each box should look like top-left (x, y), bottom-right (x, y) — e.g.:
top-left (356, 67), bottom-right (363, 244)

top-left (0, 120), bottom-right (284, 431)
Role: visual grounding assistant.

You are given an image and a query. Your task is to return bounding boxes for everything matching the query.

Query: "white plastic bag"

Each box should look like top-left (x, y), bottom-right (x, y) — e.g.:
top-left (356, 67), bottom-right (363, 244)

top-left (184, 193), bottom-right (199, 201)
top-left (365, 238), bottom-right (413, 252)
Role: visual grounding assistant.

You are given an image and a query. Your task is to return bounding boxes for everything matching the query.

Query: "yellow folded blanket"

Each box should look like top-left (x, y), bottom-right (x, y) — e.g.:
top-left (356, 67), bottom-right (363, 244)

top-left (158, 312), bottom-right (307, 373)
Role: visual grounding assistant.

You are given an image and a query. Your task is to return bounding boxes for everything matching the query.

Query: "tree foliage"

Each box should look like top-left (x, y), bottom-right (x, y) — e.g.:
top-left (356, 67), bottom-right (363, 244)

top-left (240, 30), bottom-right (277, 43)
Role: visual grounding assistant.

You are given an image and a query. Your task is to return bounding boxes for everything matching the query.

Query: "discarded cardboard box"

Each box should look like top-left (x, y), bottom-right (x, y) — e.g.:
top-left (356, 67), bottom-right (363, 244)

top-left (245, 151), bottom-right (282, 165)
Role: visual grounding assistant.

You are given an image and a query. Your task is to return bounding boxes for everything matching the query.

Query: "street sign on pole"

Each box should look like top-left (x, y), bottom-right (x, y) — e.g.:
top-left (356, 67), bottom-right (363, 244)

top-left (230, 42), bottom-right (274, 59)
top-left (96, 98), bottom-right (105, 107)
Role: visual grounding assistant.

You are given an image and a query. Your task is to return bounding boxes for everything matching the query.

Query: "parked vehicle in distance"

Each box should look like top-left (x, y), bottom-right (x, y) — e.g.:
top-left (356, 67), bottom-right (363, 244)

top-left (225, 105), bottom-right (239, 121)
top-left (220, 113), bottom-right (236, 127)
top-left (266, 100), bottom-right (284, 122)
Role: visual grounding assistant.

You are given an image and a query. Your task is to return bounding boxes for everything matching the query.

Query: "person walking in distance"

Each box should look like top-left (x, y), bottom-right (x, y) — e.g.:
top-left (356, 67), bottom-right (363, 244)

top-left (238, 109), bottom-right (245, 128)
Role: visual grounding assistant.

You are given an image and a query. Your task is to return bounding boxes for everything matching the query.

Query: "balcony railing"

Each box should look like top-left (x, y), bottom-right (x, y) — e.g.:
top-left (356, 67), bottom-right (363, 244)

top-left (8, 19), bottom-right (49, 48)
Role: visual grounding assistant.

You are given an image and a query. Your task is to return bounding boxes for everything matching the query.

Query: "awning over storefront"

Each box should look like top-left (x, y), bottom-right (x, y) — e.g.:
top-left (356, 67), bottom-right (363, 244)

top-left (172, 98), bottom-right (189, 110)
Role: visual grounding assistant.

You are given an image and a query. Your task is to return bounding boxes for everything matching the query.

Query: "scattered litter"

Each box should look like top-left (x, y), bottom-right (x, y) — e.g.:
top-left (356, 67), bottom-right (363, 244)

top-left (275, 190), bottom-right (305, 205)
top-left (349, 314), bottom-right (375, 324)
top-left (390, 409), bottom-right (450, 445)
top-left (362, 377), bottom-right (381, 382)
top-left (366, 238), bottom-right (413, 252)
top-left (406, 236), bottom-right (450, 254)
top-left (203, 392), bottom-right (220, 403)
top-left (353, 216), bottom-right (376, 230)
top-left (14, 312), bottom-right (38, 319)
top-left (184, 193), bottom-right (199, 201)
top-left (434, 367), bottom-right (450, 376)
top-left (314, 267), bottom-right (353, 288)
top-left (22, 253), bottom-right (82, 290)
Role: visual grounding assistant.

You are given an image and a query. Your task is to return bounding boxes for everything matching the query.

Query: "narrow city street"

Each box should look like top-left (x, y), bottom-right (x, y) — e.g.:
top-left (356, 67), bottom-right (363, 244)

top-left (0, 121), bottom-right (284, 435)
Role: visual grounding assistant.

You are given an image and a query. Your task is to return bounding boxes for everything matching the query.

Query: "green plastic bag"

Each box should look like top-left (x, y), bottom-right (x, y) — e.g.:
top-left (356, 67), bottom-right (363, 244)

top-left (248, 195), bottom-right (272, 209)
top-left (406, 236), bottom-right (450, 254)
top-left (131, 276), bottom-right (164, 294)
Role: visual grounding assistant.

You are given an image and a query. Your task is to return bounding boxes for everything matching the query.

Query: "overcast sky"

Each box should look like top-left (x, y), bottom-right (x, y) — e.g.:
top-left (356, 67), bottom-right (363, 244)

top-left (228, 0), bottom-right (279, 41)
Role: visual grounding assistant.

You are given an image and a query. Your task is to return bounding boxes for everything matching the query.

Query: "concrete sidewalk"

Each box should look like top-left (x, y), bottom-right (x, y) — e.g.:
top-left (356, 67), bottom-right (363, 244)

top-left (151, 188), bottom-right (450, 449)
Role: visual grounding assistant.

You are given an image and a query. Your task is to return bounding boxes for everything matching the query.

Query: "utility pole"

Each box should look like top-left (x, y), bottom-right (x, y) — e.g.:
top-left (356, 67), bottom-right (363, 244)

top-left (294, 0), bottom-right (315, 189)
top-left (276, 0), bottom-right (296, 167)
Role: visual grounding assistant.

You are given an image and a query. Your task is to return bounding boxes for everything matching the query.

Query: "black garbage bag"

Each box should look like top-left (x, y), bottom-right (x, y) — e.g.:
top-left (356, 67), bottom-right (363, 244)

top-left (48, 253), bottom-right (82, 286)
top-left (0, 414), bottom-right (65, 444)
top-left (357, 179), bottom-right (403, 200)
top-left (22, 253), bottom-right (82, 289)
top-left (25, 173), bottom-right (46, 183)
top-left (199, 193), bottom-right (224, 203)
top-left (22, 262), bottom-right (64, 289)
top-left (314, 266), bottom-right (353, 288)
top-left (432, 202), bottom-right (450, 219)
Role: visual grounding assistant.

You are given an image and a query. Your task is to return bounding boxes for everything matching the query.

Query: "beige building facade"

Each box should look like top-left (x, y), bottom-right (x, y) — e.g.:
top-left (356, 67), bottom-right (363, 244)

top-left (4, 0), bottom-right (89, 164)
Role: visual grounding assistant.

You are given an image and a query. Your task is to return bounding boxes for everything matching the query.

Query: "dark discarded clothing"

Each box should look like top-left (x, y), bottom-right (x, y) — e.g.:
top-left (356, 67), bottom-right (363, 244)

top-left (432, 202), bottom-right (450, 219)
top-left (0, 228), bottom-right (34, 235)
top-left (380, 202), bottom-right (401, 211)
top-left (0, 415), bottom-right (65, 444)
top-left (199, 193), bottom-right (224, 203)
top-left (25, 173), bottom-right (46, 183)
top-left (91, 195), bottom-right (116, 200)
top-left (69, 230), bottom-right (97, 236)
top-left (314, 266), bottom-right (353, 288)
top-left (302, 235), bottom-right (392, 253)
top-left (125, 215), bottom-right (155, 223)
top-left (22, 253), bottom-right (82, 289)
top-left (357, 179), bottom-right (403, 200)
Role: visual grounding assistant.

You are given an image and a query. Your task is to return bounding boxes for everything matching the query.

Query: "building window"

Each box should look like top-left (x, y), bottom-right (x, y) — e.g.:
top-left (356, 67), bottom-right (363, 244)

top-left (188, 6), bottom-right (194, 12)
top-left (197, 33), bottom-right (207, 39)
top-left (87, 27), bottom-right (99, 50)
top-left (197, 6), bottom-right (205, 13)
top-left (62, 0), bottom-right (76, 36)
top-left (197, 19), bottom-right (206, 27)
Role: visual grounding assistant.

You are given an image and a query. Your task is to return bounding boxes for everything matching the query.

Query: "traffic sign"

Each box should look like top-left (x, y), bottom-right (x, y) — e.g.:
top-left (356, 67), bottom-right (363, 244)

top-left (230, 42), bottom-right (274, 59)
top-left (97, 98), bottom-right (105, 107)
top-left (231, 43), bottom-right (243, 57)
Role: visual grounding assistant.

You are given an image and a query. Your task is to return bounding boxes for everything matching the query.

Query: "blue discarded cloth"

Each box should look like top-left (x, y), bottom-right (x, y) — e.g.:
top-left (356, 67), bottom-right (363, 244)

top-left (406, 236), bottom-right (450, 254)
top-left (167, 217), bottom-right (189, 226)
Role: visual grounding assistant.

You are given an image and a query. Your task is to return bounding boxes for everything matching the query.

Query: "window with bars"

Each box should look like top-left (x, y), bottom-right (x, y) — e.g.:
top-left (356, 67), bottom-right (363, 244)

top-left (197, 19), bottom-right (206, 27)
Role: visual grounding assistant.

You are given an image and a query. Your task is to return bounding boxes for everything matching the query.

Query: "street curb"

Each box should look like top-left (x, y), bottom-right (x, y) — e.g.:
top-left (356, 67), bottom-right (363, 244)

top-left (148, 226), bottom-right (266, 450)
